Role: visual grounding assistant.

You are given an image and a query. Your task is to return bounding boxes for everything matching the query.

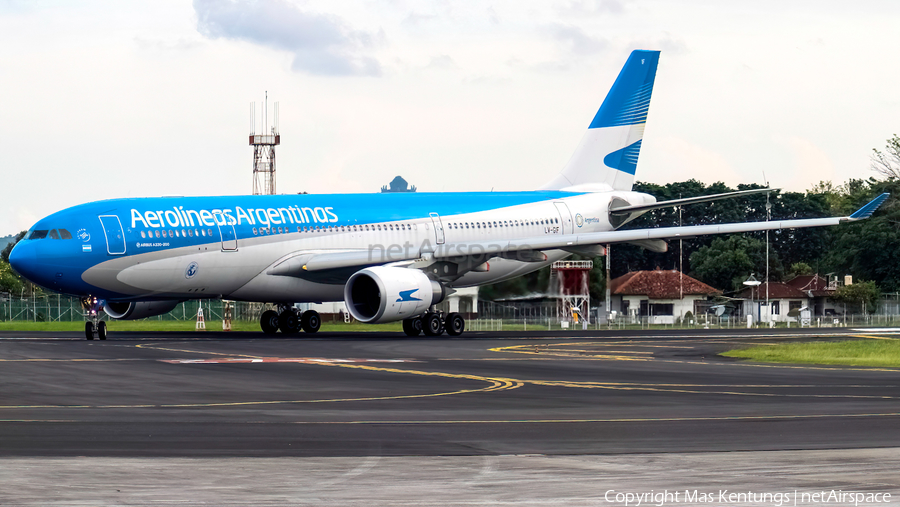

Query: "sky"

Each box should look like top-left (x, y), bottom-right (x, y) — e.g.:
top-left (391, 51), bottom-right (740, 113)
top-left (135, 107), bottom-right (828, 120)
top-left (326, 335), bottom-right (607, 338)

top-left (2, 0), bottom-right (900, 235)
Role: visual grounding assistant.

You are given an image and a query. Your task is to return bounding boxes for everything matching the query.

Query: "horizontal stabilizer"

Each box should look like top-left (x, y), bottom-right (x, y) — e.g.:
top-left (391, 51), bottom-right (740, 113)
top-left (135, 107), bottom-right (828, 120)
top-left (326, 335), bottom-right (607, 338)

top-left (610, 188), bottom-right (777, 215)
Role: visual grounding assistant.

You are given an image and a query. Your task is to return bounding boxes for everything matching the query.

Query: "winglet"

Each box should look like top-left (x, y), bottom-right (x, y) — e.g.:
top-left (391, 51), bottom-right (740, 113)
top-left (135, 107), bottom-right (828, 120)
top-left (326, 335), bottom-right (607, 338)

top-left (849, 193), bottom-right (890, 220)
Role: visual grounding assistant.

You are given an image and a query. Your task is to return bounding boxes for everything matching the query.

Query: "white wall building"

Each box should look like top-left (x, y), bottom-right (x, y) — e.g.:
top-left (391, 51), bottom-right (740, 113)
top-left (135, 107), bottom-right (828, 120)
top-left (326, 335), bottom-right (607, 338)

top-left (610, 269), bottom-right (721, 325)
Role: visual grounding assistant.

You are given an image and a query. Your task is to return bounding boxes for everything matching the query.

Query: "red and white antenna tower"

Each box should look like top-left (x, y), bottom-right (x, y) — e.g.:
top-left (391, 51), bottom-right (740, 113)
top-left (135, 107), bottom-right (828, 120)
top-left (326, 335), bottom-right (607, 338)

top-left (250, 92), bottom-right (279, 195)
top-left (551, 260), bottom-right (593, 324)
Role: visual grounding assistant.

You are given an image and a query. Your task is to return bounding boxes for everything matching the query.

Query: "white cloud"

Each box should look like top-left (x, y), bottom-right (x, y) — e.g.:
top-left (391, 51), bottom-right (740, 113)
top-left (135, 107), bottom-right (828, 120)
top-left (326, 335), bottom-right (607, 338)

top-left (778, 137), bottom-right (837, 192)
top-left (545, 23), bottom-right (608, 56)
top-left (193, 0), bottom-right (382, 76)
top-left (641, 136), bottom-right (744, 187)
top-left (3, 1), bottom-right (900, 234)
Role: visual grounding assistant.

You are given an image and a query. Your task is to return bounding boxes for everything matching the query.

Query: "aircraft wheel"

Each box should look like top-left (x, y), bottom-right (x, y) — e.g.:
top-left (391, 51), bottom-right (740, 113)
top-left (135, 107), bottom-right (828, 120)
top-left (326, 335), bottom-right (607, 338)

top-left (301, 310), bottom-right (321, 334)
top-left (260, 310), bottom-right (280, 335)
top-left (97, 321), bottom-right (107, 340)
top-left (279, 310), bottom-right (301, 334)
top-left (85, 321), bottom-right (95, 340)
top-left (422, 313), bottom-right (444, 336)
top-left (445, 313), bottom-right (465, 336)
top-left (402, 317), bottom-right (423, 337)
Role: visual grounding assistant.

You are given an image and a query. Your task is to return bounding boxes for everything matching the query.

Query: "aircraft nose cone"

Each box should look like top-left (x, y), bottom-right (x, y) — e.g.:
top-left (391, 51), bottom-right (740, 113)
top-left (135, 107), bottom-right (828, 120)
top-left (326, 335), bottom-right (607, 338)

top-left (7, 241), bottom-right (38, 283)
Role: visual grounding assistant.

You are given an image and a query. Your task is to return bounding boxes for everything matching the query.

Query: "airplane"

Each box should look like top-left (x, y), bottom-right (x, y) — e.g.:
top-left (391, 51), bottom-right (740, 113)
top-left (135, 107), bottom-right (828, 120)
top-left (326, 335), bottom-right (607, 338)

top-left (8, 50), bottom-right (889, 340)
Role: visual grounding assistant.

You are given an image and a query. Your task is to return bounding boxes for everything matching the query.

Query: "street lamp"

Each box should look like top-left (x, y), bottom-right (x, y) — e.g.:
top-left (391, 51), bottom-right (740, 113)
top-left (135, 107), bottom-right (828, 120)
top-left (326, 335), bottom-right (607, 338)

top-left (743, 273), bottom-right (762, 325)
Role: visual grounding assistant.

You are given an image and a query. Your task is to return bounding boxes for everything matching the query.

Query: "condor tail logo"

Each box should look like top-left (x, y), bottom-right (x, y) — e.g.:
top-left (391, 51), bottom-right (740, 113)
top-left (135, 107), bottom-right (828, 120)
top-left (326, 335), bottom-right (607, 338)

top-left (396, 289), bottom-right (422, 302)
top-left (541, 49), bottom-right (659, 192)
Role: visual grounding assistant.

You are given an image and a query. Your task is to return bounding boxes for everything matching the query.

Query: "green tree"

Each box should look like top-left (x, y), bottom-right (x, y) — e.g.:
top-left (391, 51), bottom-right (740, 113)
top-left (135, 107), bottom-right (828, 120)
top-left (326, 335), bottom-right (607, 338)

top-left (1, 230), bottom-right (27, 264)
top-left (871, 134), bottom-right (900, 180)
top-left (819, 180), bottom-right (900, 290)
top-left (689, 235), bottom-right (782, 292)
top-left (833, 281), bottom-right (881, 314)
top-left (0, 260), bottom-right (24, 295)
top-left (785, 262), bottom-right (813, 280)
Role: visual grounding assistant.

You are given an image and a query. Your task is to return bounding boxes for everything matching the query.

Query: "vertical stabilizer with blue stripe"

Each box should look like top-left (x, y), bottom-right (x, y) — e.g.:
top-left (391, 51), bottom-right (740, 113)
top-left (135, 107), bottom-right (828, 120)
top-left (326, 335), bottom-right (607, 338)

top-left (543, 50), bottom-right (659, 191)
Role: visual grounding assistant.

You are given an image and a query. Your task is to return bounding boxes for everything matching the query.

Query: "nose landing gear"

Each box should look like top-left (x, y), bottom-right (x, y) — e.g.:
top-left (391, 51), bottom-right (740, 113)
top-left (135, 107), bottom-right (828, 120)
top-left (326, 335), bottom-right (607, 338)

top-left (81, 297), bottom-right (107, 341)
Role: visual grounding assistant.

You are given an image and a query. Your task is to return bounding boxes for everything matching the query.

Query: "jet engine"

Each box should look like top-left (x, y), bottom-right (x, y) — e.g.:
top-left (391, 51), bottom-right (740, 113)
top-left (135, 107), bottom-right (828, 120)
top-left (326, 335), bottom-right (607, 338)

top-left (104, 300), bottom-right (181, 320)
top-left (344, 266), bottom-right (446, 323)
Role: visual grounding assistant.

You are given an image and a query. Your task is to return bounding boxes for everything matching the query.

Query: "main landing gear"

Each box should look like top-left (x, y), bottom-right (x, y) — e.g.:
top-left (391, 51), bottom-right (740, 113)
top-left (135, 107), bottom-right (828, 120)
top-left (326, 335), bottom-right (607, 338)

top-left (81, 297), bottom-right (107, 341)
top-left (260, 306), bottom-right (321, 335)
top-left (403, 312), bottom-right (465, 337)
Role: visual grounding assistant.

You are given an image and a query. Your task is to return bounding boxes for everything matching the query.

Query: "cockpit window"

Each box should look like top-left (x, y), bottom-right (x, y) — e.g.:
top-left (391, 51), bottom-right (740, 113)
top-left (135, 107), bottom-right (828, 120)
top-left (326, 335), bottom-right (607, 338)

top-left (49, 229), bottom-right (60, 239)
top-left (28, 230), bottom-right (48, 240)
top-left (58, 229), bottom-right (73, 239)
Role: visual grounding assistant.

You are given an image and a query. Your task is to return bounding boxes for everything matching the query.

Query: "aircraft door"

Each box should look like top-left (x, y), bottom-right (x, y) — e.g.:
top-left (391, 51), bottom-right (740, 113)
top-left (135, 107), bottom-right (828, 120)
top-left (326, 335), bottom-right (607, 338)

top-left (429, 212), bottom-right (445, 244)
top-left (553, 201), bottom-right (574, 235)
top-left (214, 212), bottom-right (238, 251)
top-left (98, 215), bottom-right (126, 255)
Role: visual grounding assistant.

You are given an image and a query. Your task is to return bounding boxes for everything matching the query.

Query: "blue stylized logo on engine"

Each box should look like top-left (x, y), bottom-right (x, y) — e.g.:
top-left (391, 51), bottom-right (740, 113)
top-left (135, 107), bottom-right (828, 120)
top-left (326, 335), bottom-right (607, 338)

top-left (396, 289), bottom-right (421, 302)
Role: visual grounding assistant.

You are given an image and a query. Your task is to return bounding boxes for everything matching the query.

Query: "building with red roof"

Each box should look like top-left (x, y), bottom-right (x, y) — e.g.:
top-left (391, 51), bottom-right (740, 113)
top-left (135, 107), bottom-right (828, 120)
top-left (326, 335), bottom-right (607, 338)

top-left (736, 281), bottom-right (810, 323)
top-left (785, 274), bottom-right (841, 316)
top-left (609, 268), bottom-right (721, 324)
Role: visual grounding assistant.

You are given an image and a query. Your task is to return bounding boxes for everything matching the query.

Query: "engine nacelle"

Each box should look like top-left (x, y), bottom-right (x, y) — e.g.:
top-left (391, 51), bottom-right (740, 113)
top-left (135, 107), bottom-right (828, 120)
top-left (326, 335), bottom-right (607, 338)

top-left (104, 300), bottom-right (180, 320)
top-left (344, 266), bottom-right (445, 323)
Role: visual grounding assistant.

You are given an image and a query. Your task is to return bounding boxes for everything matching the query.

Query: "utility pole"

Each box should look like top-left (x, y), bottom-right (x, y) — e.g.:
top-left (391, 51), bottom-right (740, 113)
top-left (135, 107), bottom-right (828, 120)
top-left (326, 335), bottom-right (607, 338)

top-left (765, 191), bottom-right (771, 323)
top-left (605, 244), bottom-right (611, 325)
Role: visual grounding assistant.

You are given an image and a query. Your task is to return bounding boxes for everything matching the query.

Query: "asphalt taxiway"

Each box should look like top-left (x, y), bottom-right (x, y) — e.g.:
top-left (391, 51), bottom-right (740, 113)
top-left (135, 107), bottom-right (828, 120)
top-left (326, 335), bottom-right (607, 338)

top-left (1, 327), bottom-right (899, 457)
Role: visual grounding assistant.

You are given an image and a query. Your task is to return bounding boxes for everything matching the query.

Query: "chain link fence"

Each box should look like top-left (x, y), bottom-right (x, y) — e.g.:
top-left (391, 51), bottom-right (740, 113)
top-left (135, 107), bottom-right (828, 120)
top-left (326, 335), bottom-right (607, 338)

top-left (0, 295), bottom-right (273, 324)
top-left (4, 293), bottom-right (900, 331)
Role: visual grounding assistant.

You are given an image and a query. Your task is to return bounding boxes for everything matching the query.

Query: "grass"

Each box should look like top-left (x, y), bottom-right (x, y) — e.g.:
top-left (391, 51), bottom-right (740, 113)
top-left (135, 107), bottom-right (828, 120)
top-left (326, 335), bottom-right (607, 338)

top-left (721, 339), bottom-right (900, 368)
top-left (0, 320), bottom-right (403, 333)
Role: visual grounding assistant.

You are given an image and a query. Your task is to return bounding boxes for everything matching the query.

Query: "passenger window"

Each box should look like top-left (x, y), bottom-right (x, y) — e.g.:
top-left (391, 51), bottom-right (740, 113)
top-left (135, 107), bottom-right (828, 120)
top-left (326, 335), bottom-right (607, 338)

top-left (49, 229), bottom-right (60, 239)
top-left (28, 230), bottom-right (48, 240)
top-left (141, 231), bottom-right (146, 239)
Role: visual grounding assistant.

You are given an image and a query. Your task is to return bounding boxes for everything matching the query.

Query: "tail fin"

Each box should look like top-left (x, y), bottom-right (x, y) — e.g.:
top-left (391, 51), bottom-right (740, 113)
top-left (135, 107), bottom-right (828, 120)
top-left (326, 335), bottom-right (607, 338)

top-left (543, 50), bottom-right (659, 191)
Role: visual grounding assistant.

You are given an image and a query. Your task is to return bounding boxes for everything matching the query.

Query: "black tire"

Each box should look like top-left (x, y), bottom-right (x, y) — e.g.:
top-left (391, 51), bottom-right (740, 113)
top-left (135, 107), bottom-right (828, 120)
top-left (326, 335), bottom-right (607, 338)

top-left (279, 310), bottom-right (300, 334)
top-left (260, 310), bottom-right (280, 334)
top-left (85, 321), bottom-right (94, 341)
top-left (402, 317), bottom-right (423, 337)
top-left (97, 321), bottom-right (107, 340)
top-left (422, 313), bottom-right (444, 336)
top-left (445, 313), bottom-right (465, 336)
top-left (301, 310), bottom-right (321, 333)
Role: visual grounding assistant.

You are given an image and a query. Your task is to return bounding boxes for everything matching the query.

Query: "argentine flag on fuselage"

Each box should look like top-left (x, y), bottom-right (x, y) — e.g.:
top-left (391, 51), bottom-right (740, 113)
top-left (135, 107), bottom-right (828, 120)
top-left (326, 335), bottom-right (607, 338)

top-left (543, 50), bottom-right (659, 192)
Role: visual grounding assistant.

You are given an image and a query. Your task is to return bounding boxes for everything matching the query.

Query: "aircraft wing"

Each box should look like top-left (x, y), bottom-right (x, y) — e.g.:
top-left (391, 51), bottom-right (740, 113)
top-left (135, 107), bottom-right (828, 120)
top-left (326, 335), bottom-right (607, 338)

top-left (282, 193), bottom-right (889, 275)
top-left (609, 187), bottom-right (777, 215)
